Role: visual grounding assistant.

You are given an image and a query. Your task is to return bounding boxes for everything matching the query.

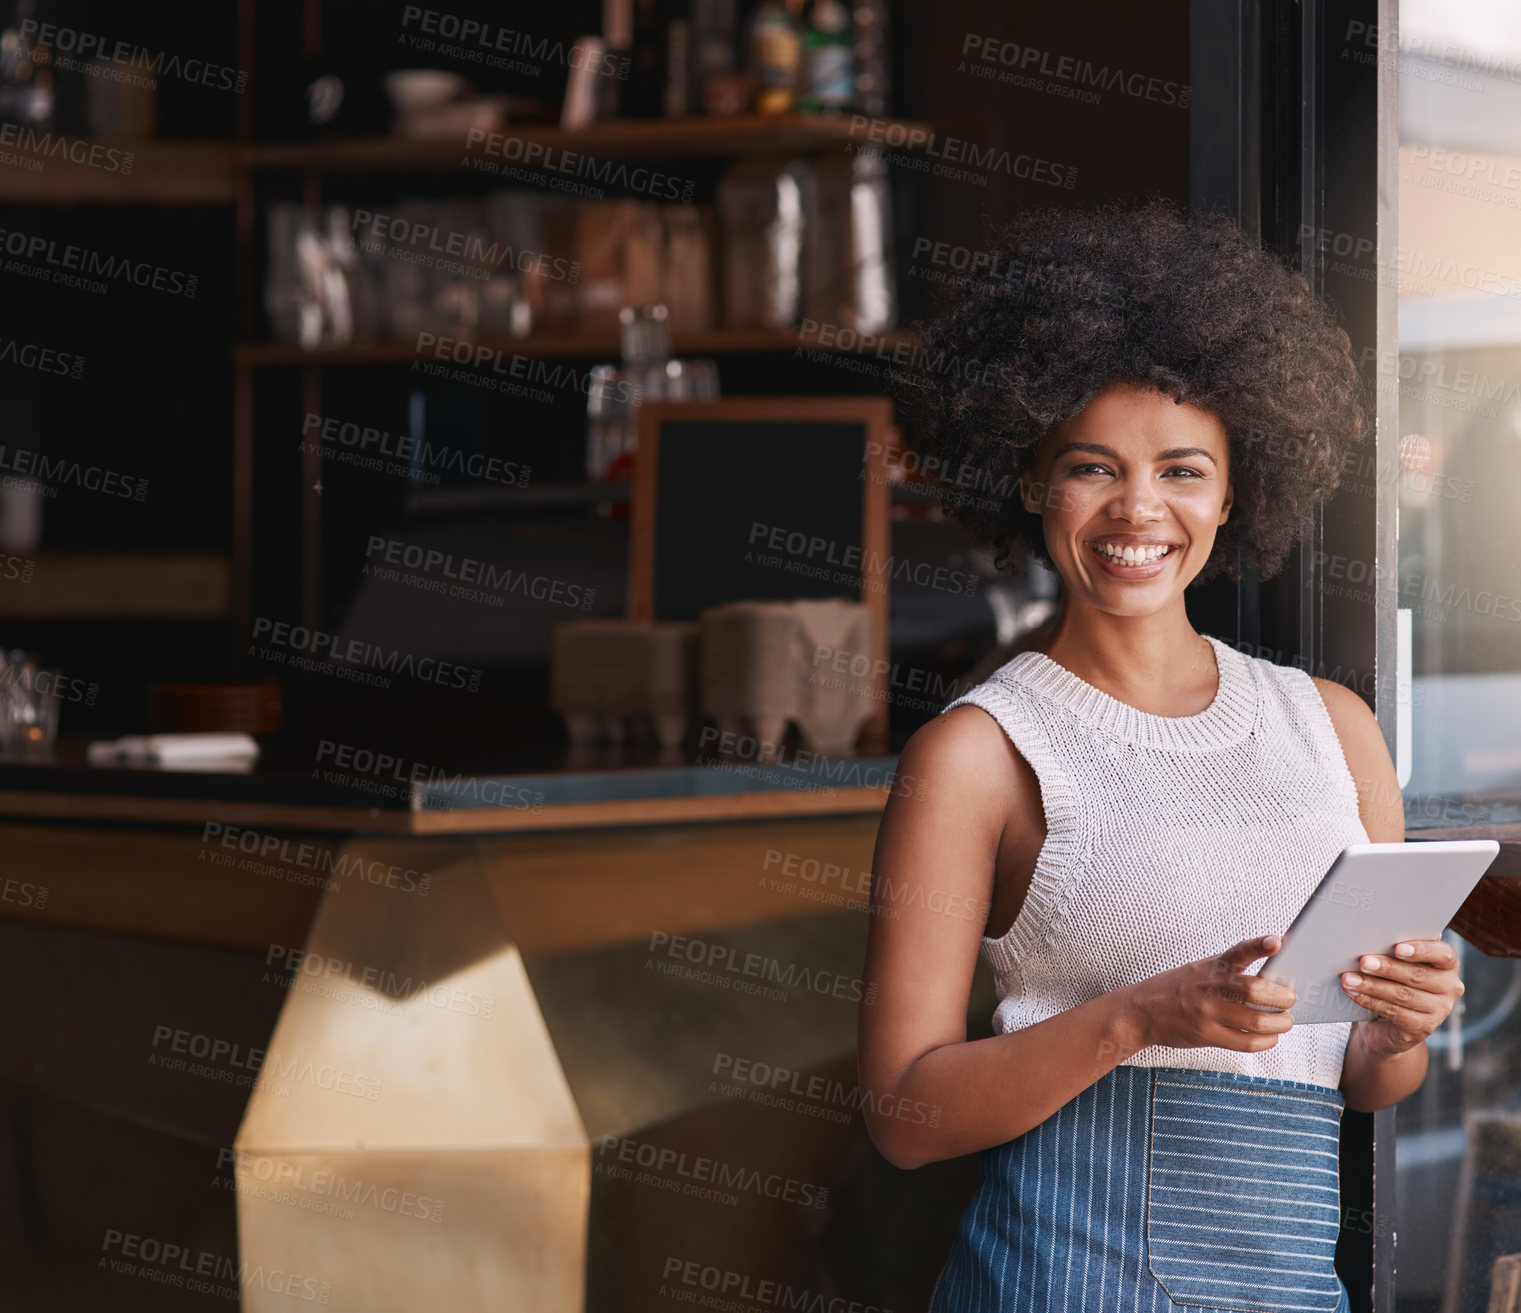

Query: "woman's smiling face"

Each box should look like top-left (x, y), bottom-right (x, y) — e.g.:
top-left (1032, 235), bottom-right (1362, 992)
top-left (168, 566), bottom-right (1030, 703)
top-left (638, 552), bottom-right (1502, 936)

top-left (1020, 382), bottom-right (1234, 614)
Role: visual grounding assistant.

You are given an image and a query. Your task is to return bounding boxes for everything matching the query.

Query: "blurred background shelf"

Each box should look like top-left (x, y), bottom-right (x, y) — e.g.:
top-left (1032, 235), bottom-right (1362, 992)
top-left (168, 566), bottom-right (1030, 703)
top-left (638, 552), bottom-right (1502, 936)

top-left (0, 114), bottom-right (925, 209)
top-left (0, 553), bottom-right (230, 619)
top-left (236, 327), bottom-right (918, 365)
top-left (240, 114), bottom-right (929, 170)
top-left (0, 113), bottom-right (930, 208)
top-left (0, 140), bottom-right (236, 206)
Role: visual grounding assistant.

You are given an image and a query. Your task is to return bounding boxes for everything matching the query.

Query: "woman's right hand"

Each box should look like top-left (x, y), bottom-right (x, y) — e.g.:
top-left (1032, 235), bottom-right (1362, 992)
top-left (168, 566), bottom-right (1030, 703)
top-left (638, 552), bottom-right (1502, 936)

top-left (1125, 934), bottom-right (1299, 1052)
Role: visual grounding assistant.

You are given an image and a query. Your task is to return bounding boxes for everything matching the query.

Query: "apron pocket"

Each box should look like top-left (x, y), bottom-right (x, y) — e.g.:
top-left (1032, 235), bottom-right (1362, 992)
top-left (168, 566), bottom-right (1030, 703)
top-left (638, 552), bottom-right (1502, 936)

top-left (1145, 1070), bottom-right (1344, 1313)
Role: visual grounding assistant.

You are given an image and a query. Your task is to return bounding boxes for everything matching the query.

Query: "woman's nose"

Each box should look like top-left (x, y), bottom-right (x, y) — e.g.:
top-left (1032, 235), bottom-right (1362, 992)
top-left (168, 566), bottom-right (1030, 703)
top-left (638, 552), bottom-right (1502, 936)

top-left (1108, 477), bottom-right (1164, 522)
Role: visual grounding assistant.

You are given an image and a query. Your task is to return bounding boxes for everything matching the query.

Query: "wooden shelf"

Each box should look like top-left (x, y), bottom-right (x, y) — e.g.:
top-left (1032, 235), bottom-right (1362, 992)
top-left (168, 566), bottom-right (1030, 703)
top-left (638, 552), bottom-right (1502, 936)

top-left (0, 114), bottom-right (925, 206)
top-left (0, 553), bottom-right (230, 619)
top-left (0, 139), bottom-right (235, 205)
top-left (237, 326), bottom-right (918, 365)
top-left (241, 114), bottom-right (929, 171)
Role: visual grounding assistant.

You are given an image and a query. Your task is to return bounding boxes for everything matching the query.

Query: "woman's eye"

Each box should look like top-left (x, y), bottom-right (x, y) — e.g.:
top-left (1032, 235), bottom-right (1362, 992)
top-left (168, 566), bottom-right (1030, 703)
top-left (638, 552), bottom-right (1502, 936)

top-left (1067, 464), bottom-right (1204, 478)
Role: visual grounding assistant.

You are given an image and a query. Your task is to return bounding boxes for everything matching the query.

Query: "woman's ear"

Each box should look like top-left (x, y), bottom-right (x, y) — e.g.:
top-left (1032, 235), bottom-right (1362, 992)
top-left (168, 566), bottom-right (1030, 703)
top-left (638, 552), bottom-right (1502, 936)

top-left (1019, 466), bottom-right (1040, 515)
top-left (1219, 480), bottom-right (1233, 524)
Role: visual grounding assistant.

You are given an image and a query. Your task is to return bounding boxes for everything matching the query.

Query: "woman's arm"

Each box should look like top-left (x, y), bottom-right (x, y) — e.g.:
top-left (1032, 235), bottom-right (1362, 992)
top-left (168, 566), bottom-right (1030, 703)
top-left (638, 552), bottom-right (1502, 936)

top-left (1313, 677), bottom-right (1460, 1113)
top-left (857, 706), bottom-right (1295, 1170)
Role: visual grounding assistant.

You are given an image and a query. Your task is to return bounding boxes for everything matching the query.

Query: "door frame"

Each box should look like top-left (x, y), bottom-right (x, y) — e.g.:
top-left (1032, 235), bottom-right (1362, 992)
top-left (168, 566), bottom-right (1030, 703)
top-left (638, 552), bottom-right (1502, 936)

top-left (1190, 0), bottom-right (1401, 1309)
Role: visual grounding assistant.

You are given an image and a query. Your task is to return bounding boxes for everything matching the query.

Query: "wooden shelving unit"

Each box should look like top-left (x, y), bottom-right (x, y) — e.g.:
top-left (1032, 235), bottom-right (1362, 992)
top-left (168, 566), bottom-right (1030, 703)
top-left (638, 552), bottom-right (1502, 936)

top-left (0, 108), bottom-right (925, 631)
top-left (0, 134), bottom-right (236, 619)
top-left (229, 107), bottom-right (930, 648)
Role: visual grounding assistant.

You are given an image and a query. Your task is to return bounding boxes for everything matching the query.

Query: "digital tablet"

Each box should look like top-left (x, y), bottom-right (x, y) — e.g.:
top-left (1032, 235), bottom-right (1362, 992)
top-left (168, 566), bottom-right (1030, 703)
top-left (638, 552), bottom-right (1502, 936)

top-left (1251, 840), bottom-right (1500, 1024)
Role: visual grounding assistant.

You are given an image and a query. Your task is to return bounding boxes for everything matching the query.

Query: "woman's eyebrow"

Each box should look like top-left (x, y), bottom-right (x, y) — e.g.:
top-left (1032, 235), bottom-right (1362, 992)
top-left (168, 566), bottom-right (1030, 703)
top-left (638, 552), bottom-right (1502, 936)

top-left (1051, 441), bottom-right (1217, 466)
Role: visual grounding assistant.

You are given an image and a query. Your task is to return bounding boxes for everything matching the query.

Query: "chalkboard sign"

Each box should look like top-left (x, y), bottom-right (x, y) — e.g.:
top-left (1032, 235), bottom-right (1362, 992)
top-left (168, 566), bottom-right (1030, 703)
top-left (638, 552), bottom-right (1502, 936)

top-left (629, 398), bottom-right (892, 744)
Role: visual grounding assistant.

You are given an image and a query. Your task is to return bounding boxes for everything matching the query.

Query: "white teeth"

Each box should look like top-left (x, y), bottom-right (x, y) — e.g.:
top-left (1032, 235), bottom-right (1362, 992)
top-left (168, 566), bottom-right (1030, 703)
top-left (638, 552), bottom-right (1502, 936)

top-left (1091, 542), bottom-right (1173, 564)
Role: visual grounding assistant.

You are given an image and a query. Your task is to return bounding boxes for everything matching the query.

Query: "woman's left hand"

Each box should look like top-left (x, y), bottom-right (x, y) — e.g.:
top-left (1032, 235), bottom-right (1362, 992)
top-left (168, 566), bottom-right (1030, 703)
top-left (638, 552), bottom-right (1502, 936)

top-left (1342, 939), bottom-right (1465, 1056)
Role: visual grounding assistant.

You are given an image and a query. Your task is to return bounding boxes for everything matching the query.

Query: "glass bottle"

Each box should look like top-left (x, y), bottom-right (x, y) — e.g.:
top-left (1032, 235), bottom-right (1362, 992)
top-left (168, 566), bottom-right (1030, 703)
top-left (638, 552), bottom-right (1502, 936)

top-left (748, 0), bottom-right (802, 115)
top-left (850, 0), bottom-right (890, 115)
top-left (799, 0), bottom-right (853, 114)
top-left (0, 0), bottom-right (52, 129)
top-left (586, 305), bottom-right (668, 484)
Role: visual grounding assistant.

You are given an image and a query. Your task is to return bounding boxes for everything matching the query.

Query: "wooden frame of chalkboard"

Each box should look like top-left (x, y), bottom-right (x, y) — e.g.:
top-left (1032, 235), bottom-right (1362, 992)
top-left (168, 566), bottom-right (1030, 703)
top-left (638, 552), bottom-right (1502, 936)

top-left (629, 397), bottom-right (893, 751)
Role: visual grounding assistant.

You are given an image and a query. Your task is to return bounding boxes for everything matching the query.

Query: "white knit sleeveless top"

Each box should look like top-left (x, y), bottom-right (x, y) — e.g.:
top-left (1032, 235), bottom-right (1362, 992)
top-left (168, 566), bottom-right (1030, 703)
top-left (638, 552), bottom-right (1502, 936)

top-left (944, 632), bottom-right (1368, 1090)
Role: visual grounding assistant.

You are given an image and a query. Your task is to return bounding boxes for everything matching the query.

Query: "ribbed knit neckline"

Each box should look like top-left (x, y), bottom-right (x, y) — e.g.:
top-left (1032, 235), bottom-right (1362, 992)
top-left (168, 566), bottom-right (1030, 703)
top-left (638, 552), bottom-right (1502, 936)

top-left (999, 633), bottom-right (1257, 750)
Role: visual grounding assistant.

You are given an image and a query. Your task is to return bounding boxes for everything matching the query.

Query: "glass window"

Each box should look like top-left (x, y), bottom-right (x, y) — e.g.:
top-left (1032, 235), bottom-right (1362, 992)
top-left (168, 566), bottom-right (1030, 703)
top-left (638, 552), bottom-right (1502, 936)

top-left (1394, 3), bottom-right (1521, 1309)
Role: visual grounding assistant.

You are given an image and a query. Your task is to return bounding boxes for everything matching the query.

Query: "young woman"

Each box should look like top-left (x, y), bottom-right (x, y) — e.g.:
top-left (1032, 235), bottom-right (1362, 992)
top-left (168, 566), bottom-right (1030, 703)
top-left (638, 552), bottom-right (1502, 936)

top-left (858, 199), bottom-right (1465, 1313)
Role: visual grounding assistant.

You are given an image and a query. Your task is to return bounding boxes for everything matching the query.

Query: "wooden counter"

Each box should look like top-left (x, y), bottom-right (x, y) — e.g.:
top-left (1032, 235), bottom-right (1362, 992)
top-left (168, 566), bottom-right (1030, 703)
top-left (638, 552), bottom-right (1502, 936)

top-left (0, 752), bottom-right (895, 836)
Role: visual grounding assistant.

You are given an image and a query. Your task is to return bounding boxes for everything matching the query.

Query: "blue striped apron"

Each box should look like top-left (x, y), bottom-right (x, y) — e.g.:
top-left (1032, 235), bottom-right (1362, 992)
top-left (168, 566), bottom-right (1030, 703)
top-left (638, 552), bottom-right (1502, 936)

top-left (929, 1064), bottom-right (1352, 1313)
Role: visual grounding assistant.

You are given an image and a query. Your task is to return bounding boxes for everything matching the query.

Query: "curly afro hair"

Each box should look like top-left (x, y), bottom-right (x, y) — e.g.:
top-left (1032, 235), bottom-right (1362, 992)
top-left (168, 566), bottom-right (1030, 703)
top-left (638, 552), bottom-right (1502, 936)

top-left (898, 196), bottom-right (1371, 585)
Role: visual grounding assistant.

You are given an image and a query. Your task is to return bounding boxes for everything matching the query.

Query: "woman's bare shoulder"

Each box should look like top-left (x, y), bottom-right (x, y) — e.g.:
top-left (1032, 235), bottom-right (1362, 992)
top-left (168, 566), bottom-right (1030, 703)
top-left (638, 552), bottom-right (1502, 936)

top-left (902, 702), bottom-right (1014, 772)
top-left (892, 703), bottom-right (1038, 833)
top-left (1306, 676), bottom-right (1404, 841)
